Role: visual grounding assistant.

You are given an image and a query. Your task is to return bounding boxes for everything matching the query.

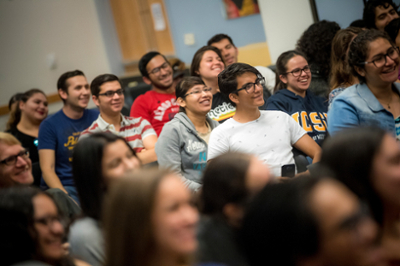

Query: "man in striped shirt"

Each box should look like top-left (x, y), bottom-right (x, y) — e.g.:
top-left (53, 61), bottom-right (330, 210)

top-left (80, 74), bottom-right (157, 164)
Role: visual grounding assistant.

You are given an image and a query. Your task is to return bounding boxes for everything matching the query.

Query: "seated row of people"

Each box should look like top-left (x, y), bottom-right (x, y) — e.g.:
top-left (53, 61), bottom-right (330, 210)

top-left (2, 125), bottom-right (400, 266)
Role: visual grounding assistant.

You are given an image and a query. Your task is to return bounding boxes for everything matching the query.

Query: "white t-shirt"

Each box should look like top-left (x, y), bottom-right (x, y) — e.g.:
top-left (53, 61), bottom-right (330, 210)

top-left (207, 110), bottom-right (307, 177)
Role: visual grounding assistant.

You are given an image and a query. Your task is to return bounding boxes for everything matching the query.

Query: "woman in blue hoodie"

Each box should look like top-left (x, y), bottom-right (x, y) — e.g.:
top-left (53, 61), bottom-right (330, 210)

top-left (155, 76), bottom-right (219, 191)
top-left (266, 50), bottom-right (328, 148)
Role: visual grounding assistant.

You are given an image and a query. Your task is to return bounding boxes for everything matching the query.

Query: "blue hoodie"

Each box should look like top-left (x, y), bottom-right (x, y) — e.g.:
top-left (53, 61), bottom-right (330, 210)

top-left (266, 89), bottom-right (328, 146)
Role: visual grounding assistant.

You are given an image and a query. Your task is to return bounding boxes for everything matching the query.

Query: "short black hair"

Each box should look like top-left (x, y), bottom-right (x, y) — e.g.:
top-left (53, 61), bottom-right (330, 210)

top-left (138, 51), bottom-right (168, 78)
top-left (200, 152), bottom-right (252, 216)
top-left (348, 28), bottom-right (395, 84)
top-left (320, 126), bottom-right (387, 225)
top-left (57, 70), bottom-right (85, 103)
top-left (239, 176), bottom-right (320, 266)
top-left (90, 74), bottom-right (122, 96)
top-left (218, 63), bottom-right (261, 106)
top-left (363, 0), bottom-right (399, 29)
top-left (207, 33), bottom-right (235, 47)
top-left (384, 17), bottom-right (400, 42)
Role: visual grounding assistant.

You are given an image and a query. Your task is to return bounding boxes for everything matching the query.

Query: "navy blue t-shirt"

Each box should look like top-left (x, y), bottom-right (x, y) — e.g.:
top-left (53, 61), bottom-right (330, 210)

top-left (38, 108), bottom-right (99, 187)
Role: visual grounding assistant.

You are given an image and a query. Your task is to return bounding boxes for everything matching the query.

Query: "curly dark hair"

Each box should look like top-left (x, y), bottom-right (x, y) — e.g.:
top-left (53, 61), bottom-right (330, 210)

top-left (363, 0), bottom-right (399, 29)
top-left (296, 20), bottom-right (340, 82)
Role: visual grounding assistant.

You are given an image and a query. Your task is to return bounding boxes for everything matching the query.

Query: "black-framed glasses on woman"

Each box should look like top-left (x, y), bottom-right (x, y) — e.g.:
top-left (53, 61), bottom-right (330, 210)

top-left (183, 87), bottom-right (212, 98)
top-left (233, 76), bottom-right (265, 94)
top-left (285, 65), bottom-right (311, 77)
top-left (360, 47), bottom-right (400, 68)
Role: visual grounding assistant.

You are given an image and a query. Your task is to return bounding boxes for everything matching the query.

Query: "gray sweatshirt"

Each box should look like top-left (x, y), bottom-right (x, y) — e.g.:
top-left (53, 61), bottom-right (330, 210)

top-left (155, 112), bottom-right (219, 190)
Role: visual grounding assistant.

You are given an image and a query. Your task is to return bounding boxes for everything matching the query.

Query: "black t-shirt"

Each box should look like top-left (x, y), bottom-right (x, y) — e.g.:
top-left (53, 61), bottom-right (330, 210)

top-left (207, 92), bottom-right (236, 123)
top-left (7, 127), bottom-right (39, 163)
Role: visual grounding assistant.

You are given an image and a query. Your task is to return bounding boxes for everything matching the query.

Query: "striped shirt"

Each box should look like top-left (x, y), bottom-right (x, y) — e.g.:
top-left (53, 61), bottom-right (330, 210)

top-left (80, 114), bottom-right (156, 152)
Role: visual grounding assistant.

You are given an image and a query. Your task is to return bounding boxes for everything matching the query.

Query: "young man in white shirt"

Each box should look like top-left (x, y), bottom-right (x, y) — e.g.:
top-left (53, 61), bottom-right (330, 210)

top-left (207, 63), bottom-right (321, 177)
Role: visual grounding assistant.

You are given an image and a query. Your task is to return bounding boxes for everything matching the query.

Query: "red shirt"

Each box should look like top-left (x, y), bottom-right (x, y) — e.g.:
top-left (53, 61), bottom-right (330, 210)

top-left (130, 90), bottom-right (179, 136)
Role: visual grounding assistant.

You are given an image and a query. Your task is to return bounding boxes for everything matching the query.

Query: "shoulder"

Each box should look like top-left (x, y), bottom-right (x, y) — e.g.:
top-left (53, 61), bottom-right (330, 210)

top-left (69, 217), bottom-right (101, 240)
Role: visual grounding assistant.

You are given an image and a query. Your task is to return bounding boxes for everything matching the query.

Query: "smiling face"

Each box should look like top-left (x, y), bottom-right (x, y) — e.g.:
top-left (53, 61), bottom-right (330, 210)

top-left (32, 194), bottom-right (65, 264)
top-left (210, 38), bottom-right (238, 66)
top-left (372, 134), bottom-right (400, 209)
top-left (19, 93), bottom-right (48, 123)
top-left (93, 80), bottom-right (124, 117)
top-left (357, 38), bottom-right (399, 87)
top-left (0, 143), bottom-right (33, 187)
top-left (178, 84), bottom-right (213, 116)
top-left (374, 4), bottom-right (399, 31)
top-left (145, 55), bottom-right (174, 91)
top-left (230, 72), bottom-right (264, 109)
top-left (310, 179), bottom-right (383, 266)
top-left (279, 55), bottom-right (311, 97)
top-left (197, 50), bottom-right (225, 84)
top-left (59, 75), bottom-right (90, 110)
top-left (102, 139), bottom-right (140, 182)
top-left (152, 175), bottom-right (199, 258)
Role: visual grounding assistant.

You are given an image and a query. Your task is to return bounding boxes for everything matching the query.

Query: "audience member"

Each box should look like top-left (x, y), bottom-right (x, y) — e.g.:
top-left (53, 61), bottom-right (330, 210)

top-left (0, 132), bottom-right (34, 188)
top-left (103, 169), bottom-right (198, 266)
top-left (328, 29), bottom-right (400, 137)
top-left (240, 175), bottom-right (384, 266)
top-left (0, 186), bottom-right (87, 266)
top-left (267, 50), bottom-right (328, 151)
top-left (329, 27), bottom-right (363, 107)
top-left (80, 74), bottom-right (157, 164)
top-left (38, 70), bottom-right (98, 203)
top-left (320, 126), bottom-right (400, 264)
top-left (385, 18), bottom-right (400, 47)
top-left (69, 133), bottom-right (140, 266)
top-left (191, 46), bottom-right (234, 123)
top-left (207, 33), bottom-right (275, 94)
top-left (197, 152), bottom-right (271, 266)
top-left (296, 20), bottom-right (341, 98)
top-left (6, 89), bottom-right (48, 186)
top-left (6, 92), bottom-right (24, 130)
top-left (208, 63), bottom-right (321, 177)
top-left (130, 51), bottom-right (180, 136)
top-left (363, 0), bottom-right (399, 31)
top-left (155, 77), bottom-right (219, 191)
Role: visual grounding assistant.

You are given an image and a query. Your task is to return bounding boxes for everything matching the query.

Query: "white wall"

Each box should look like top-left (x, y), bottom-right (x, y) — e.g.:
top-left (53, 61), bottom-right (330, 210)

top-left (258, 0), bottom-right (314, 64)
top-left (0, 0), bottom-right (110, 130)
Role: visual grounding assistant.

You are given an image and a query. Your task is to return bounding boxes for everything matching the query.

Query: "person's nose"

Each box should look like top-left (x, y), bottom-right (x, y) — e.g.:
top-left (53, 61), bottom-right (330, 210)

top-left (15, 155), bottom-right (28, 167)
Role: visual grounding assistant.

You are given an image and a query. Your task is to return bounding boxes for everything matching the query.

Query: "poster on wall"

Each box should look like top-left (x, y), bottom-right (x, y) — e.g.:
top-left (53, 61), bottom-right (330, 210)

top-left (223, 0), bottom-right (259, 19)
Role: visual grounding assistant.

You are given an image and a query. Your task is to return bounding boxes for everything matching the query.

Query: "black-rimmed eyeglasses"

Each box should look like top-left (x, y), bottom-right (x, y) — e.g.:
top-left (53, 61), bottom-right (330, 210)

top-left (0, 149), bottom-right (29, 166)
top-left (233, 76), bottom-right (265, 94)
top-left (98, 88), bottom-right (124, 98)
top-left (183, 87), bottom-right (212, 98)
top-left (149, 62), bottom-right (170, 75)
top-left (285, 65), bottom-right (311, 77)
top-left (360, 47), bottom-right (399, 68)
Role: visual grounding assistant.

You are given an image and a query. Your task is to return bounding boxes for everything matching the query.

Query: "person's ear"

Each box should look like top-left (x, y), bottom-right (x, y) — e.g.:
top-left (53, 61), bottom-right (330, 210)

top-left (92, 95), bottom-right (100, 107)
top-left (354, 65), bottom-right (366, 77)
top-left (279, 74), bottom-right (288, 84)
top-left (19, 100), bottom-right (25, 111)
top-left (177, 97), bottom-right (186, 108)
top-left (143, 76), bottom-right (152, 85)
top-left (229, 93), bottom-right (240, 105)
top-left (223, 203), bottom-right (244, 228)
top-left (58, 88), bottom-right (68, 101)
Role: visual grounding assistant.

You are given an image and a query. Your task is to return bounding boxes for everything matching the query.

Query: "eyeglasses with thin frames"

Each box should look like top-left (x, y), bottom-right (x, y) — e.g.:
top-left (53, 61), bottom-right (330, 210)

top-left (98, 88), bottom-right (124, 98)
top-left (183, 87), bottom-right (213, 98)
top-left (0, 149), bottom-right (29, 166)
top-left (149, 62), bottom-right (170, 75)
top-left (285, 65), bottom-right (311, 77)
top-left (360, 47), bottom-right (399, 68)
top-left (233, 76), bottom-right (265, 94)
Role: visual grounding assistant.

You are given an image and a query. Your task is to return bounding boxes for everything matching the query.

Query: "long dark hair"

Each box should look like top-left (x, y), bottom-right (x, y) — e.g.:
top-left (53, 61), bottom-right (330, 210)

top-left (6, 88), bottom-right (47, 130)
top-left (190, 46), bottom-right (225, 77)
top-left (72, 132), bottom-right (138, 221)
top-left (319, 126), bottom-right (386, 224)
